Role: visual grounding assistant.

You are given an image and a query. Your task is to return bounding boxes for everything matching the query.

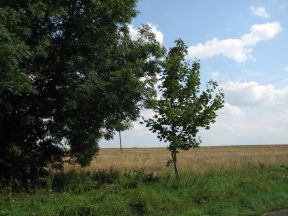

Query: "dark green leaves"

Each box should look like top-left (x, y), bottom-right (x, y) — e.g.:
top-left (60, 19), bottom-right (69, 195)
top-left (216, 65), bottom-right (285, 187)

top-left (145, 39), bottom-right (224, 155)
top-left (0, 0), bottom-right (163, 185)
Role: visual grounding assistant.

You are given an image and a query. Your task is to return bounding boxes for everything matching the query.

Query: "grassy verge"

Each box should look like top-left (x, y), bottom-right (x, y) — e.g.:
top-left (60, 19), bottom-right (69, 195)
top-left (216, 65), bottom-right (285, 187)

top-left (0, 165), bottom-right (287, 216)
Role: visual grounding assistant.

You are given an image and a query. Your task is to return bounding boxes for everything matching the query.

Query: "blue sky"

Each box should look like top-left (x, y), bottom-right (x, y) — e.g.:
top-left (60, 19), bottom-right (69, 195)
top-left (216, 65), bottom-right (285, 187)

top-left (100, 0), bottom-right (288, 148)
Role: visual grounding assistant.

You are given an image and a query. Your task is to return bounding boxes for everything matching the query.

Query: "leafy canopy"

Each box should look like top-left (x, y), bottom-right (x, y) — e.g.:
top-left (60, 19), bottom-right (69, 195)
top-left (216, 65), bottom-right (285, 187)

top-left (145, 39), bottom-right (224, 177)
top-left (0, 0), bottom-right (164, 185)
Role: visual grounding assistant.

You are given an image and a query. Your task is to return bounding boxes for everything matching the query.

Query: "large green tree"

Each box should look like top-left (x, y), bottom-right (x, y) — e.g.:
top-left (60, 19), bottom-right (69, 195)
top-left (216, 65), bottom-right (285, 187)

top-left (145, 40), bottom-right (224, 178)
top-left (0, 0), bottom-right (163, 186)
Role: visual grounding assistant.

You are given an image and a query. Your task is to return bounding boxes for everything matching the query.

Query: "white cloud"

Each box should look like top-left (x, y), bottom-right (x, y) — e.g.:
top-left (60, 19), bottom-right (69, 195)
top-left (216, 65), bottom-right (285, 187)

top-left (147, 23), bottom-right (164, 45)
top-left (187, 22), bottom-right (282, 62)
top-left (224, 103), bottom-right (244, 116)
top-left (188, 38), bottom-right (253, 62)
top-left (128, 24), bottom-right (139, 41)
top-left (100, 79), bottom-right (288, 147)
top-left (140, 109), bottom-right (155, 120)
top-left (241, 22), bottom-right (282, 46)
top-left (199, 80), bottom-right (288, 146)
top-left (128, 23), bottom-right (164, 45)
top-left (221, 81), bottom-right (288, 107)
top-left (250, 6), bottom-right (270, 18)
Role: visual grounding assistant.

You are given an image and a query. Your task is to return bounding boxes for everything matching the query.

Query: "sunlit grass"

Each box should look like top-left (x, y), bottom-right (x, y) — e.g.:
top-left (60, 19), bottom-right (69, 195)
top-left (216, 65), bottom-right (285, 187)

top-left (66, 145), bottom-right (288, 173)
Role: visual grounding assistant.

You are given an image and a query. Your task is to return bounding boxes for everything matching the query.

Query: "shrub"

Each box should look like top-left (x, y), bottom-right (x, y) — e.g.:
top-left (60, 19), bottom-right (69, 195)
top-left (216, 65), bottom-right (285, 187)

top-left (129, 192), bottom-right (152, 215)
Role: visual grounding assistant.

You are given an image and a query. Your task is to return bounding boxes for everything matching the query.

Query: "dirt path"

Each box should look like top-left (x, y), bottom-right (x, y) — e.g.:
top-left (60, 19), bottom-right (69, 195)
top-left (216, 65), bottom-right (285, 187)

top-left (262, 209), bottom-right (288, 216)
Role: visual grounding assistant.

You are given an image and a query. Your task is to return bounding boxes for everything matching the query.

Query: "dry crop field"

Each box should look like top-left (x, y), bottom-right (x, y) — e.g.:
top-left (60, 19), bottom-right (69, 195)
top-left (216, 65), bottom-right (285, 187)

top-left (65, 145), bottom-right (288, 173)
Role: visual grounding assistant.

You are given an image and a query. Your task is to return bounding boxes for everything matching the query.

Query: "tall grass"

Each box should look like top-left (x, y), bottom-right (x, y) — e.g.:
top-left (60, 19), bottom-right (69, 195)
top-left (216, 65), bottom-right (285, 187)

top-left (1, 145), bottom-right (287, 216)
top-left (1, 165), bottom-right (288, 215)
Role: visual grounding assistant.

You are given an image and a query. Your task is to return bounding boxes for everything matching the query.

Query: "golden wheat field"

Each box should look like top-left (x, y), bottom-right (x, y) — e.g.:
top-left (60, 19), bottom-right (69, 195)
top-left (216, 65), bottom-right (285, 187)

top-left (66, 145), bottom-right (288, 173)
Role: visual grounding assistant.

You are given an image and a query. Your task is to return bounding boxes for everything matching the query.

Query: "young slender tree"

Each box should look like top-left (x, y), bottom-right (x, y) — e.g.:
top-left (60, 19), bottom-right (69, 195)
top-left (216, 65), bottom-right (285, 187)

top-left (145, 39), bottom-right (224, 178)
top-left (114, 120), bottom-right (132, 153)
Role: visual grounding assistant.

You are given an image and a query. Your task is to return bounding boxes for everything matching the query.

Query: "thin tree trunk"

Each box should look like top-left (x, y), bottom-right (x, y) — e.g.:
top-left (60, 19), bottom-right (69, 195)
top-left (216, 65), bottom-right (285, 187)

top-left (118, 131), bottom-right (123, 153)
top-left (171, 151), bottom-right (180, 179)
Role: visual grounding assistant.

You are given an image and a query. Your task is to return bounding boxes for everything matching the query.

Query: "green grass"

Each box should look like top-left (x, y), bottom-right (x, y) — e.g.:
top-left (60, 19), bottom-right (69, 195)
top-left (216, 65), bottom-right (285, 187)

top-left (0, 165), bottom-right (287, 216)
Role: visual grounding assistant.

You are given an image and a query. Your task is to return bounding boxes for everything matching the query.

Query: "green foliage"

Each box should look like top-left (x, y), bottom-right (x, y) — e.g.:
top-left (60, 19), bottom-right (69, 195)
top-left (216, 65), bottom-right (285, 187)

top-left (92, 169), bottom-right (120, 185)
top-left (0, 0), bottom-right (164, 185)
top-left (0, 166), bottom-right (288, 216)
top-left (128, 191), bottom-right (152, 215)
top-left (145, 39), bottom-right (225, 177)
top-left (58, 206), bottom-right (96, 216)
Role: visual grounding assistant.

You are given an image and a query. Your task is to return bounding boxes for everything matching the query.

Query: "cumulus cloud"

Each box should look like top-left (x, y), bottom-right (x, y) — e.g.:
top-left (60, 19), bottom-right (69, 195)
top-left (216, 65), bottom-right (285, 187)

top-left (198, 80), bottom-right (288, 145)
top-left (187, 22), bottom-right (282, 62)
top-left (128, 24), bottom-right (138, 41)
top-left (224, 103), bottom-right (244, 116)
top-left (221, 81), bottom-right (288, 107)
top-left (250, 6), bottom-right (270, 18)
top-left (147, 23), bottom-right (164, 45)
top-left (241, 22), bottom-right (282, 46)
top-left (100, 79), bottom-right (288, 147)
top-left (128, 23), bottom-right (164, 45)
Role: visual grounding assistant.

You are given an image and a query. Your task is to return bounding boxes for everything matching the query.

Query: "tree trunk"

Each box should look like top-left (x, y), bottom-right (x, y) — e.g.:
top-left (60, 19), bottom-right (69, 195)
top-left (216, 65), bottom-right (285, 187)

top-left (118, 131), bottom-right (123, 154)
top-left (171, 151), bottom-right (180, 179)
